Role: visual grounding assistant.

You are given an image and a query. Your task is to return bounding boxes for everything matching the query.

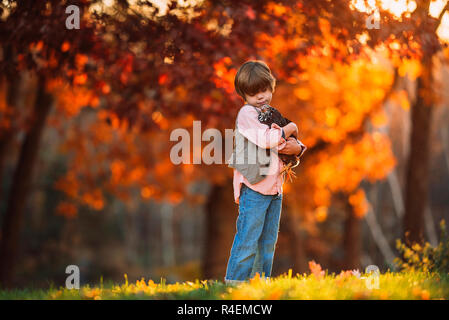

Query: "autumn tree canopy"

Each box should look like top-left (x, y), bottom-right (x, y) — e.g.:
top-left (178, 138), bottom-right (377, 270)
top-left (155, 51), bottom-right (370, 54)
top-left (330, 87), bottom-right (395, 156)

top-left (1, 0), bottom-right (448, 285)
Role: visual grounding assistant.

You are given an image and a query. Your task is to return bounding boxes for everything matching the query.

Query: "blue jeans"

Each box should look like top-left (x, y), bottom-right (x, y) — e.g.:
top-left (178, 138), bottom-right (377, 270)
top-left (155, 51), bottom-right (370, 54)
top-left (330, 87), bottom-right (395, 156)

top-left (225, 183), bottom-right (283, 283)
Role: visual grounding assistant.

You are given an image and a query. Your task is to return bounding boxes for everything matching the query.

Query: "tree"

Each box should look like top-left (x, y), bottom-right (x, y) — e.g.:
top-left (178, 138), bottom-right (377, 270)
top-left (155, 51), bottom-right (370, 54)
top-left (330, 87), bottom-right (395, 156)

top-left (0, 0), bottom-right (99, 287)
top-left (307, 0), bottom-right (449, 245)
top-left (0, 0), bottom-right (305, 286)
top-left (2, 0), bottom-right (445, 286)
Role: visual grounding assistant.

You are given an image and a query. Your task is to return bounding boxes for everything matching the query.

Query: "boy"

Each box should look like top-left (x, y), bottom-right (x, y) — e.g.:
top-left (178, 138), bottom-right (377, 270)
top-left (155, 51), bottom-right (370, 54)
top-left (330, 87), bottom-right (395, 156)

top-left (225, 60), bottom-right (305, 284)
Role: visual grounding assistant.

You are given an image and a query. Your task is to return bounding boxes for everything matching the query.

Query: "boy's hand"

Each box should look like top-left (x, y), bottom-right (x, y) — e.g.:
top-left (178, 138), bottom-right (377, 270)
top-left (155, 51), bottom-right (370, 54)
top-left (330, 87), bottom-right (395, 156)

top-left (271, 123), bottom-right (286, 144)
top-left (278, 137), bottom-right (302, 155)
top-left (281, 122), bottom-right (298, 138)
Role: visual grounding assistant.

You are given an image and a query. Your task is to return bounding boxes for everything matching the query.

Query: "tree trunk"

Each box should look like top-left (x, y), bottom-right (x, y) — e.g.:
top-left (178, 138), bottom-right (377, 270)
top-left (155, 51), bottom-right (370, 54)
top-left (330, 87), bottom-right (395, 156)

top-left (0, 106), bottom-right (16, 206)
top-left (281, 209), bottom-right (307, 274)
top-left (202, 180), bottom-right (236, 280)
top-left (403, 57), bottom-right (433, 246)
top-left (342, 196), bottom-right (361, 270)
top-left (0, 58), bottom-right (21, 205)
top-left (160, 203), bottom-right (175, 267)
top-left (0, 74), bottom-right (52, 288)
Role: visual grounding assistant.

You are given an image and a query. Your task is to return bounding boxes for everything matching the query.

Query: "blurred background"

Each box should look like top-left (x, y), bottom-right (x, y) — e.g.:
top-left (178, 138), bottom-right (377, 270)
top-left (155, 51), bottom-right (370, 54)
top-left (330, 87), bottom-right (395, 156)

top-left (0, 0), bottom-right (448, 289)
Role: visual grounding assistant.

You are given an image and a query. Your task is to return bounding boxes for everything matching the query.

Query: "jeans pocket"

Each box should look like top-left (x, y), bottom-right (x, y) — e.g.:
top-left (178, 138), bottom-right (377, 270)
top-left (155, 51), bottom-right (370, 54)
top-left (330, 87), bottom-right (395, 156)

top-left (240, 183), bottom-right (247, 196)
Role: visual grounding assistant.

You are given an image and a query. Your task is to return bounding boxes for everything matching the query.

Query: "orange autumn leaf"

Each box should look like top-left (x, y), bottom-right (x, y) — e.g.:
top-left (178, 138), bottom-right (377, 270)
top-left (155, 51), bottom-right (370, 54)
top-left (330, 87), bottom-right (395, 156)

top-left (29, 40), bottom-right (44, 52)
top-left (101, 83), bottom-right (111, 94)
top-left (55, 201), bottom-right (78, 219)
top-left (266, 2), bottom-right (288, 16)
top-left (308, 260), bottom-right (325, 279)
top-left (158, 74), bottom-right (168, 85)
top-left (73, 73), bottom-right (87, 85)
top-left (54, 173), bottom-right (79, 198)
top-left (315, 206), bottom-right (328, 222)
top-left (141, 186), bottom-right (155, 199)
top-left (167, 192), bottom-right (183, 205)
top-left (245, 6), bottom-right (256, 20)
top-left (110, 160), bottom-right (125, 184)
top-left (266, 289), bottom-right (282, 300)
top-left (349, 189), bottom-right (369, 218)
top-left (212, 58), bottom-right (236, 94)
top-left (82, 189), bottom-right (104, 210)
top-left (250, 272), bottom-right (261, 285)
top-left (75, 54), bottom-right (88, 69)
top-left (61, 41), bottom-right (70, 52)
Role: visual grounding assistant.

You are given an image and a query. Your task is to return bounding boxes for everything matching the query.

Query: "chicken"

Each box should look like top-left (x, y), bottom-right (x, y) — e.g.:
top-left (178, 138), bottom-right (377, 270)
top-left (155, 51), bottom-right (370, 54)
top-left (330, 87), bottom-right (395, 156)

top-left (257, 104), bottom-right (306, 181)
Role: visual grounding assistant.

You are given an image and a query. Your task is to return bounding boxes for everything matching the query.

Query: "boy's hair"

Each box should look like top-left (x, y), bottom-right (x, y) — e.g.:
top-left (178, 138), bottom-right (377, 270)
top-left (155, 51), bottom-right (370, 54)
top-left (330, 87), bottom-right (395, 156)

top-left (234, 60), bottom-right (276, 101)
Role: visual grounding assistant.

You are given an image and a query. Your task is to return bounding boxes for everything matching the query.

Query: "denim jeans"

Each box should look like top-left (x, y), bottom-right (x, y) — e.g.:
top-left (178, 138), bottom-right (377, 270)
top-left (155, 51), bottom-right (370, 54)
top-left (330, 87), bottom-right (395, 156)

top-left (225, 183), bottom-right (283, 284)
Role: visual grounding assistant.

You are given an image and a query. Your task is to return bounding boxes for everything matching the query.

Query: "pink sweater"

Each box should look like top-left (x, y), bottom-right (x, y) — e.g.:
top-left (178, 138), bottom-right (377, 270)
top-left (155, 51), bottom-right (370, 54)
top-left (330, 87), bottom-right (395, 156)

top-left (231, 104), bottom-right (304, 205)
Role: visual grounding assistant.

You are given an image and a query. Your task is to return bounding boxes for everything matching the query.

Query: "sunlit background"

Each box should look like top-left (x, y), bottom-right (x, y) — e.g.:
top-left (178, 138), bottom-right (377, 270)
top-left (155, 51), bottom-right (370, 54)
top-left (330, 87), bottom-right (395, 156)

top-left (0, 0), bottom-right (448, 290)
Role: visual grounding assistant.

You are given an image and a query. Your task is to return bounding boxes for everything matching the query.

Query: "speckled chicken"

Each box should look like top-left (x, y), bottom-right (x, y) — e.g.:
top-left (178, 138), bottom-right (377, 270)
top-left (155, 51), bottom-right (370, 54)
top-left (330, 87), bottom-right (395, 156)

top-left (257, 104), bottom-right (306, 181)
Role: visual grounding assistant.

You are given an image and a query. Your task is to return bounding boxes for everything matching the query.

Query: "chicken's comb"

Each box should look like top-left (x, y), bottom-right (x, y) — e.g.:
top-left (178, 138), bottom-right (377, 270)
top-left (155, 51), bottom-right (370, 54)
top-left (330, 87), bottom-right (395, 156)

top-left (260, 104), bottom-right (271, 112)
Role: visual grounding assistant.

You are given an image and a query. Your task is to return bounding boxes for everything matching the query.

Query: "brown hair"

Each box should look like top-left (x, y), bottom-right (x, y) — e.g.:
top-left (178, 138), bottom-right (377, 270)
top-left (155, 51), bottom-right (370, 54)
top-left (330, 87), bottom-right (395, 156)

top-left (234, 60), bottom-right (276, 101)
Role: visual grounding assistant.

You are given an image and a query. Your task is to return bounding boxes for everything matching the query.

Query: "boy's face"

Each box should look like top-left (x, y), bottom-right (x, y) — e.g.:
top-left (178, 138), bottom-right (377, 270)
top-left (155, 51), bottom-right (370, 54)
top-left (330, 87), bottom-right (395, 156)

top-left (244, 87), bottom-right (272, 108)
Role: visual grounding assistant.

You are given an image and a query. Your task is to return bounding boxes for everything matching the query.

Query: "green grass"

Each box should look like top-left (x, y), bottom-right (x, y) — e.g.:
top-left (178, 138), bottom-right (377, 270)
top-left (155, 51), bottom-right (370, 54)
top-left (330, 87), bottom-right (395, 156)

top-left (1, 270), bottom-right (448, 300)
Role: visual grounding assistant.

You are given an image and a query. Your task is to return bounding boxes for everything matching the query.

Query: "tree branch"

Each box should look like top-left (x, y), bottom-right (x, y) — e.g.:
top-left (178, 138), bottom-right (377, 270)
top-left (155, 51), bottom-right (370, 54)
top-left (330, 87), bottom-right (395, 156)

top-left (437, 1), bottom-right (449, 25)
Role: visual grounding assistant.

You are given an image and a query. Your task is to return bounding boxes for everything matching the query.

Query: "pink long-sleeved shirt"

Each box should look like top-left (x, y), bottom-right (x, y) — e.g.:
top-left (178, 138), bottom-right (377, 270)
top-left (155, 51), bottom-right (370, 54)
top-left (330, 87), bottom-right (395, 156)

top-left (231, 104), bottom-right (305, 205)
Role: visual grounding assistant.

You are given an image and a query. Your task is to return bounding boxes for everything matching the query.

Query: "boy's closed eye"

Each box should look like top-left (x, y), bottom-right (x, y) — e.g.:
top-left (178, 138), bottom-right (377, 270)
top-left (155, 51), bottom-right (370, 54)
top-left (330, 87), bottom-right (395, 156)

top-left (248, 87), bottom-right (269, 96)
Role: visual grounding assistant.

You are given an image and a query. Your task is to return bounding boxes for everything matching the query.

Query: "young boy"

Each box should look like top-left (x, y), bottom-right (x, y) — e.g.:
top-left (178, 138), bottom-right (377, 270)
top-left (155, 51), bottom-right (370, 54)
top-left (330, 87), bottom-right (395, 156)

top-left (225, 60), bottom-right (305, 284)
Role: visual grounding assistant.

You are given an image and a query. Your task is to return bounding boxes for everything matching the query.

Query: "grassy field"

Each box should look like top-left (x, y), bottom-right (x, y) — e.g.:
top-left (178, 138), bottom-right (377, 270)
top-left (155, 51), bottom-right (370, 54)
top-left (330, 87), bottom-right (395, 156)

top-left (2, 222), bottom-right (447, 300)
top-left (1, 269), bottom-right (448, 300)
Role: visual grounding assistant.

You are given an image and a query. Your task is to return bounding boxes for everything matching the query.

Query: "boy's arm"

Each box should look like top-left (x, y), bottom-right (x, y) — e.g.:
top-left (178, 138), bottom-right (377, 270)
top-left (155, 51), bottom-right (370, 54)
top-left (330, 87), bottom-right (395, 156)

top-left (280, 116), bottom-right (298, 138)
top-left (281, 122), bottom-right (298, 138)
top-left (278, 137), bottom-right (307, 156)
top-left (237, 106), bottom-right (286, 149)
top-left (296, 138), bottom-right (307, 157)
